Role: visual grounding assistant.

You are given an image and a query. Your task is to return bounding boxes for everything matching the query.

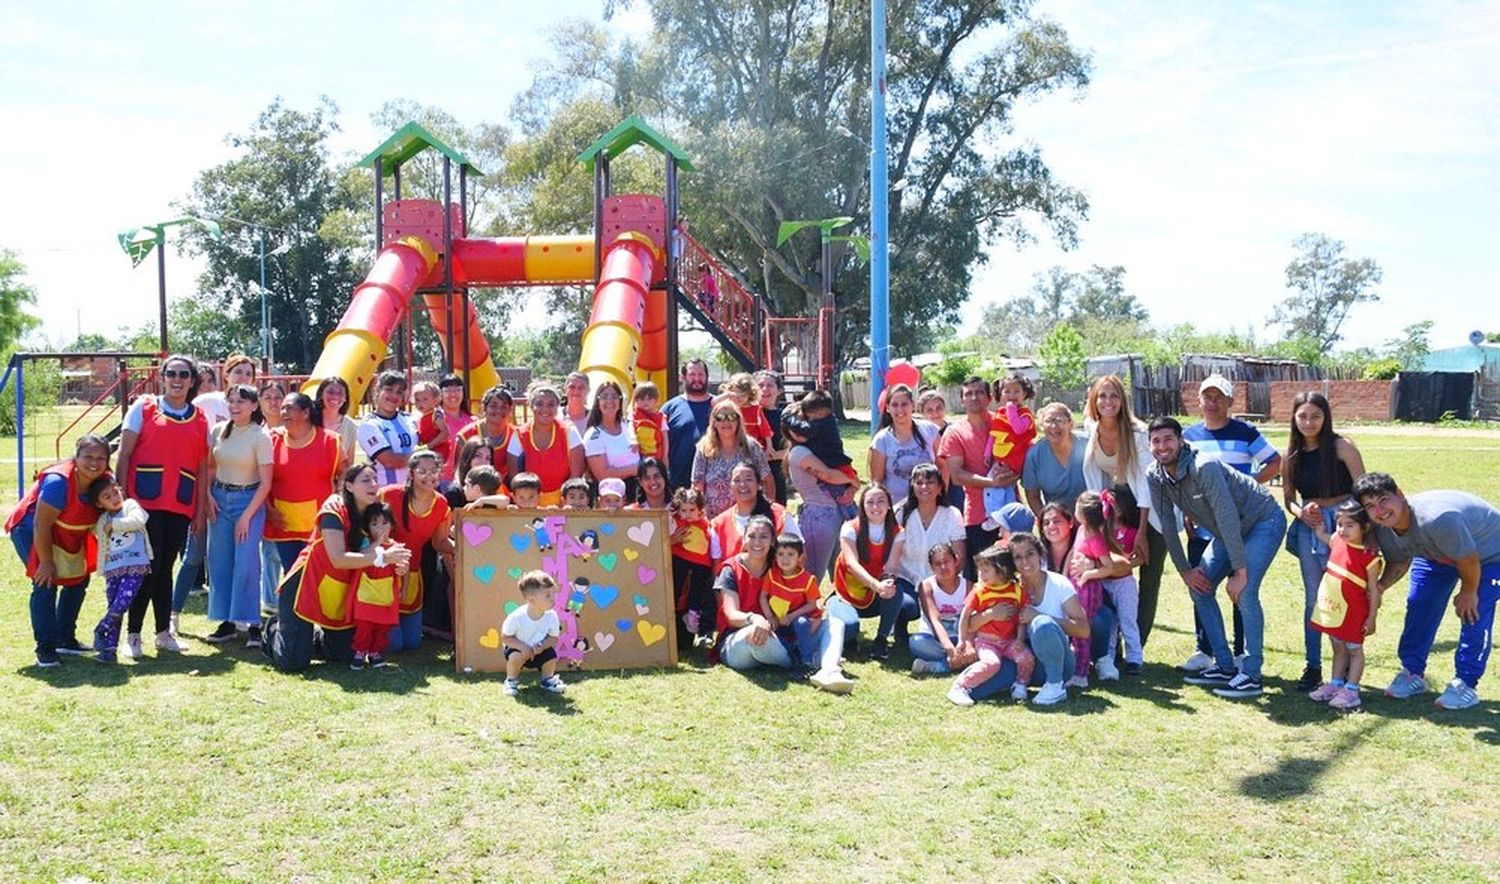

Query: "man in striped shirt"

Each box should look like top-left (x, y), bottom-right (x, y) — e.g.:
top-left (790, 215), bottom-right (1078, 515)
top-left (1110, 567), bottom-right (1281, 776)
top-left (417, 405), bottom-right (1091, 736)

top-left (1177, 374), bottom-right (1282, 674)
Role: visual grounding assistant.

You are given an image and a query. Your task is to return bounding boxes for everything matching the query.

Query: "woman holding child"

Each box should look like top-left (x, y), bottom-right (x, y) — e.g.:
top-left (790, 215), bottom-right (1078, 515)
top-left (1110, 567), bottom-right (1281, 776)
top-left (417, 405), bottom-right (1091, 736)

top-left (378, 449), bottom-right (454, 653)
top-left (265, 462), bottom-right (412, 672)
top-left (782, 403), bottom-right (857, 579)
top-left (714, 515), bottom-right (853, 693)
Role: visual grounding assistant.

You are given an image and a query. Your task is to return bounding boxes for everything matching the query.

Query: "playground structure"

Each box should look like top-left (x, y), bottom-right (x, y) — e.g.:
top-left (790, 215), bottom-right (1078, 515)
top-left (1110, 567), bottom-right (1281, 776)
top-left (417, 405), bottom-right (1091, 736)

top-left (5, 117), bottom-right (837, 495)
top-left (304, 116), bottom-right (835, 410)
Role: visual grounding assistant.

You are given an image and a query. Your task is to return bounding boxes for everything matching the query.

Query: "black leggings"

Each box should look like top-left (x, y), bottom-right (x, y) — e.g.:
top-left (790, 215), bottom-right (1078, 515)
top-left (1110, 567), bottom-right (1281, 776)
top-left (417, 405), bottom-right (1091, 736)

top-left (127, 511), bottom-right (190, 635)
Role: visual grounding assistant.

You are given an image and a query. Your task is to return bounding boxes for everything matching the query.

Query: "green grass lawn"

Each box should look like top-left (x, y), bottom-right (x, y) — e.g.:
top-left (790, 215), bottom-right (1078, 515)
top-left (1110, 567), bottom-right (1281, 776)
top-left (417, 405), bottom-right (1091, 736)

top-left (2, 419), bottom-right (1499, 880)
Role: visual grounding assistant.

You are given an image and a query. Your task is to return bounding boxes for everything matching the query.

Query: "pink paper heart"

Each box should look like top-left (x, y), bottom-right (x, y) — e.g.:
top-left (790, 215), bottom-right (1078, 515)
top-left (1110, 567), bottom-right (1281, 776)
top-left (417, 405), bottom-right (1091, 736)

top-left (636, 565), bottom-right (657, 586)
top-left (626, 520), bottom-right (655, 546)
top-left (594, 631), bottom-right (615, 652)
top-left (461, 522), bottom-right (493, 548)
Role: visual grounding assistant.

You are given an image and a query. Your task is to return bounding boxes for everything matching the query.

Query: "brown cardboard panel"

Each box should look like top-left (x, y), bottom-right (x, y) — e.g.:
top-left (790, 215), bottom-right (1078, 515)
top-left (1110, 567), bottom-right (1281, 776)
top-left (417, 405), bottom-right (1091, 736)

top-left (454, 508), bottom-right (677, 672)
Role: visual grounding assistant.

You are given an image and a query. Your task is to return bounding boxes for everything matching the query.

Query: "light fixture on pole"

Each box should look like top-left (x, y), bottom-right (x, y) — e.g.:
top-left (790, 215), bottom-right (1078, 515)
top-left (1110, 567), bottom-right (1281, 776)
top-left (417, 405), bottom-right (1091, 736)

top-left (258, 232), bottom-right (291, 368)
top-left (117, 216), bottom-right (223, 354)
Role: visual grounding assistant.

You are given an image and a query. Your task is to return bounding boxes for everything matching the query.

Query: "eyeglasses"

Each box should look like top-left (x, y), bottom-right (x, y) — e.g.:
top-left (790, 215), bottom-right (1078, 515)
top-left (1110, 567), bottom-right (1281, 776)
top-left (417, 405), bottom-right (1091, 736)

top-left (162, 369), bottom-right (193, 380)
top-left (714, 414), bottom-right (739, 423)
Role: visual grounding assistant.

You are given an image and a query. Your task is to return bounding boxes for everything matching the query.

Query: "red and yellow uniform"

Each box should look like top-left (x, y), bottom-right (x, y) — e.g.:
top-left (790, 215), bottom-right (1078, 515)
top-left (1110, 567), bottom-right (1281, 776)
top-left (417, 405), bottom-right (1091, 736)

top-left (128, 397), bottom-right (210, 517)
top-left (288, 496), bottom-right (359, 631)
top-left (633, 407), bottom-right (666, 458)
top-left (1312, 538), bottom-right (1383, 643)
top-left (714, 555), bottom-right (767, 643)
top-left (671, 516), bottom-right (713, 567)
top-left (5, 460), bottom-right (104, 586)
top-left (966, 580), bottom-right (1024, 641)
top-left (265, 428), bottom-right (342, 543)
top-left (379, 485), bottom-right (451, 614)
top-left (741, 403), bottom-right (772, 449)
top-left (832, 519), bottom-right (898, 610)
top-left (988, 404), bottom-right (1035, 476)
top-left (352, 555), bottom-right (401, 626)
top-left (764, 568), bottom-right (821, 621)
top-left (518, 421), bottom-right (572, 507)
top-left (709, 503), bottom-right (787, 566)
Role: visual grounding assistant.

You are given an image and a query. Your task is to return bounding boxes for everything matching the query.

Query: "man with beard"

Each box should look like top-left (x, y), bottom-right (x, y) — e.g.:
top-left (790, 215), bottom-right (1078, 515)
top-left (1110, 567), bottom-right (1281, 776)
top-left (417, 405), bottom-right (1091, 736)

top-left (662, 359), bottom-right (713, 490)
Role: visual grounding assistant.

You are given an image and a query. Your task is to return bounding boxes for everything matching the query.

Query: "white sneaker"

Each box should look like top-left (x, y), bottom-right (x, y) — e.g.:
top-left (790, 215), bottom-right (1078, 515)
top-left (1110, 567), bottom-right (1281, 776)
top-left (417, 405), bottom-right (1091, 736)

top-left (1066, 674), bottom-right (1089, 689)
top-left (1095, 656), bottom-right (1121, 682)
top-left (810, 669), bottom-right (854, 694)
top-left (1010, 682), bottom-right (1030, 701)
top-left (947, 683), bottom-right (975, 707)
top-left (1179, 651), bottom-right (1213, 672)
top-left (1033, 682), bottom-right (1068, 705)
top-left (502, 678), bottom-right (519, 696)
top-left (123, 634), bottom-right (143, 661)
top-left (911, 659), bottom-right (941, 676)
top-left (169, 612), bottom-right (181, 637)
top-left (155, 631), bottom-right (185, 653)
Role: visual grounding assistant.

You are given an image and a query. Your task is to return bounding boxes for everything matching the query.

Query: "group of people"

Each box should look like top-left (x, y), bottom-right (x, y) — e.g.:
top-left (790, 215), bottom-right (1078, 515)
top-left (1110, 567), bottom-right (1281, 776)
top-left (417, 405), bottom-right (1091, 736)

top-left (12, 355), bottom-right (1499, 712)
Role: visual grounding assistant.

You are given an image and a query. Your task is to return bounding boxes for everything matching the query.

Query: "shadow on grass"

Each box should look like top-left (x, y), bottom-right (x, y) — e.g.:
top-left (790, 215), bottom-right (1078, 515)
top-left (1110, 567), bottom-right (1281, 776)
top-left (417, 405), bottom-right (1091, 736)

top-left (1239, 716), bottom-right (1392, 802)
top-left (15, 650), bottom-right (241, 687)
top-left (1108, 663), bottom-right (1199, 714)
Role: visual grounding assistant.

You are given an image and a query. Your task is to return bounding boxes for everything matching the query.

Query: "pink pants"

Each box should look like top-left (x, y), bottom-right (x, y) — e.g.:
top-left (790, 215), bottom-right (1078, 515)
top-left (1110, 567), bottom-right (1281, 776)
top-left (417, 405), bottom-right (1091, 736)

top-left (958, 635), bottom-right (1035, 689)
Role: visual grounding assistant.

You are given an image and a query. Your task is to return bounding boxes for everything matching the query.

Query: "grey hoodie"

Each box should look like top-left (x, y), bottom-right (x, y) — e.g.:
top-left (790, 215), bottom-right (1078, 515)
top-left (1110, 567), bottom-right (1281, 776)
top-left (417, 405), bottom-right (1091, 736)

top-left (1148, 444), bottom-right (1282, 572)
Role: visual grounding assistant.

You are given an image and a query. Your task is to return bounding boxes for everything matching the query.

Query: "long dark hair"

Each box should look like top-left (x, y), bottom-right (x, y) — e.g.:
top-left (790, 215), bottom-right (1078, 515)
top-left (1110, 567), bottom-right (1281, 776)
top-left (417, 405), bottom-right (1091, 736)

top-left (398, 449), bottom-right (443, 531)
top-left (854, 483), bottom-right (899, 568)
top-left (900, 462), bottom-right (946, 527)
top-left (341, 463), bottom-right (377, 550)
top-left (1287, 391), bottom-right (1344, 498)
top-left (1039, 501), bottom-right (1077, 570)
top-left (876, 383), bottom-right (927, 451)
top-left (636, 457), bottom-right (668, 506)
top-left (585, 380), bottom-right (626, 431)
top-left (311, 376), bottom-right (351, 426)
top-left (455, 438), bottom-right (494, 488)
top-left (220, 384), bottom-right (265, 441)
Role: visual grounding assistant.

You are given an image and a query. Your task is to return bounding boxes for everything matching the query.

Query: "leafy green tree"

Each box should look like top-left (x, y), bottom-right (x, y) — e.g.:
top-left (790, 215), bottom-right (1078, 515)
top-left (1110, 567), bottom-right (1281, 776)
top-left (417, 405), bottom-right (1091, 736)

top-left (560, 1), bottom-right (1091, 363)
top-left (1384, 319), bottom-right (1433, 370)
top-left (178, 98), bottom-right (366, 370)
top-left (1038, 322), bottom-right (1085, 390)
top-left (1070, 264), bottom-right (1147, 324)
top-left (1272, 233), bottom-right (1382, 355)
top-left (0, 248), bottom-right (42, 354)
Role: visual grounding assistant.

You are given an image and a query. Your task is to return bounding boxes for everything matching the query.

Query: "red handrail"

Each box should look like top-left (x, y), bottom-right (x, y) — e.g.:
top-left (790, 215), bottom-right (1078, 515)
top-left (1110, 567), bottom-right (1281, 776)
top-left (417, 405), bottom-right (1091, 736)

top-left (674, 229), bottom-right (764, 359)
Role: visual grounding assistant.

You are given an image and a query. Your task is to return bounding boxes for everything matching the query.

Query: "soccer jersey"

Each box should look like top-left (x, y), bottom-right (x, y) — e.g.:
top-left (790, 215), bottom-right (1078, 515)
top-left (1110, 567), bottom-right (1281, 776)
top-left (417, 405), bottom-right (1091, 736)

top-left (359, 411), bottom-right (418, 486)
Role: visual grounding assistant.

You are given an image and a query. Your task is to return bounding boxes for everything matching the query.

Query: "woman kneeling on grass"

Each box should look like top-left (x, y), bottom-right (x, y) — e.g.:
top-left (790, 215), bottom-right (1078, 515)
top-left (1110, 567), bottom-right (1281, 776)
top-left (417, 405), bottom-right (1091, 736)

top-left (263, 463), bottom-right (412, 672)
top-left (714, 515), bottom-right (852, 693)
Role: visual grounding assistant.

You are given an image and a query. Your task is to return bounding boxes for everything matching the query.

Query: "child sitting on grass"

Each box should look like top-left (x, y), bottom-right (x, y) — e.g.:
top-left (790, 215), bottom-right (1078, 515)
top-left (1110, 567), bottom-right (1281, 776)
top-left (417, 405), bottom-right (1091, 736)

top-left (762, 534), bottom-right (826, 679)
top-left (87, 476), bottom-right (152, 664)
top-left (502, 570), bottom-right (567, 696)
top-left (949, 546), bottom-right (1034, 706)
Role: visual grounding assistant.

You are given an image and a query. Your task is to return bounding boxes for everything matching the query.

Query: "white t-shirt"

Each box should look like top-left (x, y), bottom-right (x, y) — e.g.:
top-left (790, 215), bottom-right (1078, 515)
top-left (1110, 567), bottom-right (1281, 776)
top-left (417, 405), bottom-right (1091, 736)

top-left (891, 504), bottom-right (965, 584)
top-left (915, 575), bottom-right (970, 635)
top-left (839, 521), bottom-right (887, 545)
top-left (123, 395), bottom-right (194, 432)
top-left (359, 411), bottom-right (418, 486)
top-left (1029, 571), bottom-right (1078, 621)
top-left (868, 418), bottom-right (940, 502)
top-left (193, 392), bottom-right (230, 427)
top-left (582, 423), bottom-right (641, 470)
top-left (502, 606), bottom-right (561, 649)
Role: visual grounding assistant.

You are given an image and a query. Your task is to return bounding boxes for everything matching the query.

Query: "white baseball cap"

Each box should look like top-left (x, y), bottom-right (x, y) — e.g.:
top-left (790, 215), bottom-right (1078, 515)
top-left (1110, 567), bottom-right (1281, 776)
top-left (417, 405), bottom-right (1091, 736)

top-left (1199, 374), bottom-right (1233, 397)
top-left (597, 477), bottom-right (627, 500)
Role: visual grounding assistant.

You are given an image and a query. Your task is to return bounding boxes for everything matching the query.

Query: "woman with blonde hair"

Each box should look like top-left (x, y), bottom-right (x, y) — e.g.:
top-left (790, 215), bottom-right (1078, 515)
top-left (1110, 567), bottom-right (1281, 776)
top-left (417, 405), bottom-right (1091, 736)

top-left (691, 401), bottom-right (772, 518)
top-left (1081, 374), bottom-right (1166, 651)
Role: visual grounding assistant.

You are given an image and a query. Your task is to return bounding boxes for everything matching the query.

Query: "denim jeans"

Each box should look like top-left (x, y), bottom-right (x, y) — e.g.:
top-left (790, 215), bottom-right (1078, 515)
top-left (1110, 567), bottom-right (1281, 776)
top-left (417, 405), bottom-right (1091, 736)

top-left (385, 611), bottom-right (424, 653)
top-left (797, 502), bottom-right (843, 581)
top-left (1288, 509), bottom-right (1338, 668)
top-left (264, 573), bottom-right (352, 672)
top-left (260, 539), bottom-right (282, 617)
top-left (10, 527), bottom-right (89, 658)
top-left (207, 484), bottom-right (265, 625)
top-left (970, 615), bottom-right (1074, 700)
top-left (1397, 557), bottom-right (1500, 688)
top-left (172, 525), bottom-right (208, 613)
top-left (721, 615), bottom-right (847, 673)
top-left (1191, 511), bottom-right (1287, 679)
top-left (825, 583), bottom-right (919, 646)
top-left (909, 620), bottom-right (959, 673)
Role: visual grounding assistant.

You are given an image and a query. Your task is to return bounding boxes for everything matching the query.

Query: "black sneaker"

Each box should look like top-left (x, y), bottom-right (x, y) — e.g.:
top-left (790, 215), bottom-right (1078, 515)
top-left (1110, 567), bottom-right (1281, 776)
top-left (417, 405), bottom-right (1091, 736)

top-left (369, 655), bottom-right (396, 669)
top-left (1213, 673), bottom-right (1264, 699)
top-left (205, 622), bottom-right (239, 643)
top-left (1295, 665), bottom-right (1323, 692)
top-left (1183, 665), bottom-right (1236, 686)
top-left (350, 655), bottom-right (367, 671)
top-left (869, 638), bottom-right (890, 661)
top-left (36, 654), bottom-right (62, 668)
top-left (55, 638), bottom-right (90, 656)
top-left (244, 626), bottom-right (262, 649)
top-left (1123, 661), bottom-right (1144, 677)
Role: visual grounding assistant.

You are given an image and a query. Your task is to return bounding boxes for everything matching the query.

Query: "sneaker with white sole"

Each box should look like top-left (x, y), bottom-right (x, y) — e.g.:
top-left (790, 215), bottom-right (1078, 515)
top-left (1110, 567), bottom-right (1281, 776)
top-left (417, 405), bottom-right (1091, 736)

top-left (1308, 682), bottom-right (1341, 703)
top-left (1213, 672), bottom-right (1263, 699)
top-left (1434, 678), bottom-right (1479, 711)
top-left (1385, 669), bottom-right (1429, 699)
top-left (123, 634), bottom-right (144, 661)
top-left (169, 612), bottom-right (181, 637)
top-left (911, 658), bottom-right (942, 676)
top-left (1329, 686), bottom-right (1362, 710)
top-left (1183, 665), bottom-right (1236, 686)
top-left (155, 631), bottom-right (185, 653)
top-left (1033, 682), bottom-right (1067, 705)
top-left (810, 669), bottom-right (854, 694)
top-left (204, 622), bottom-right (239, 644)
top-left (540, 675), bottom-right (567, 694)
top-left (947, 683), bottom-right (975, 707)
top-left (55, 638), bottom-right (90, 656)
top-left (1065, 674), bottom-right (1088, 689)
top-left (35, 654), bottom-right (62, 668)
top-left (503, 678), bottom-right (519, 696)
top-left (1010, 682), bottom-right (1029, 701)
top-left (1178, 650), bottom-right (1213, 672)
top-left (1095, 657), bottom-right (1121, 682)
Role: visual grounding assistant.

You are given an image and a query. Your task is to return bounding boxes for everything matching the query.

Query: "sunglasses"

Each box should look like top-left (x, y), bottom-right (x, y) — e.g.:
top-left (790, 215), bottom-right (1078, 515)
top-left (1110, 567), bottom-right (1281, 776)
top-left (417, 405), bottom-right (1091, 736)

top-left (714, 414), bottom-right (739, 423)
top-left (162, 369), bottom-right (193, 380)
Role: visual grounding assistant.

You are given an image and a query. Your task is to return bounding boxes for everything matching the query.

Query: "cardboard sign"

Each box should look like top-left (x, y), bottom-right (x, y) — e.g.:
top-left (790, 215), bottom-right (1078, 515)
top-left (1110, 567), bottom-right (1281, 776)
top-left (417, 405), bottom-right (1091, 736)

top-left (454, 509), bottom-right (678, 672)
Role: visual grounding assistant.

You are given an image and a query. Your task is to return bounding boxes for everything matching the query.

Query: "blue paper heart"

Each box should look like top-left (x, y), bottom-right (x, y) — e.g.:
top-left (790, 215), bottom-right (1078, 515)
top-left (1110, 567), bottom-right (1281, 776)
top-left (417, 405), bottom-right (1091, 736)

top-left (632, 593), bottom-right (648, 607)
top-left (616, 618), bottom-right (633, 632)
top-left (472, 564), bottom-right (496, 584)
top-left (598, 524), bottom-right (615, 535)
top-left (590, 584), bottom-right (619, 610)
top-left (509, 533), bottom-right (531, 553)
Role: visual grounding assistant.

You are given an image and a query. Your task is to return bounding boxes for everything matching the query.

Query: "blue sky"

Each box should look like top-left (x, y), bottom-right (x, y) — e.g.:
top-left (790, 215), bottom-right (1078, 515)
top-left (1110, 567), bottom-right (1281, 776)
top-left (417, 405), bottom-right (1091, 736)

top-left (2, 0), bottom-right (1496, 354)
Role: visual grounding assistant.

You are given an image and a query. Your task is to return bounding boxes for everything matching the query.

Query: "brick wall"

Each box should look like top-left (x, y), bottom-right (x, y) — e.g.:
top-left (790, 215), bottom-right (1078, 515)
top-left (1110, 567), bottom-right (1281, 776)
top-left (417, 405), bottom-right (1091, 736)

top-left (1177, 380), bottom-right (1393, 421)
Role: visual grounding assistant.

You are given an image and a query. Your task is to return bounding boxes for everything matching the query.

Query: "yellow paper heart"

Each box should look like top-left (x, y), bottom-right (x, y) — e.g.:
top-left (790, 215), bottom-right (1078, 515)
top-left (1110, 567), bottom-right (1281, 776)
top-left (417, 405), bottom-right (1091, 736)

top-left (636, 620), bottom-right (666, 646)
top-left (478, 628), bottom-right (500, 649)
top-left (623, 548), bottom-right (639, 561)
top-left (769, 596), bottom-right (791, 619)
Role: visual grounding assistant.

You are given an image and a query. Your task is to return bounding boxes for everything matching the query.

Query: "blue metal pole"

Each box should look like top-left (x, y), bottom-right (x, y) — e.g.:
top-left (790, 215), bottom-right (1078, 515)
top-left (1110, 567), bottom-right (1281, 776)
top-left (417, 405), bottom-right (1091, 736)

top-left (14, 358), bottom-right (25, 498)
top-left (259, 229), bottom-right (270, 363)
top-left (869, 0), bottom-right (889, 432)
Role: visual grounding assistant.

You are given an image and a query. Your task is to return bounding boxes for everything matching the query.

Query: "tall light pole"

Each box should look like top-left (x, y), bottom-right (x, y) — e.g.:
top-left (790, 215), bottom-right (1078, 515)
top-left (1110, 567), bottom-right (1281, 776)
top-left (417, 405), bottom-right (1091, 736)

top-left (258, 231), bottom-right (290, 368)
top-left (869, 0), bottom-right (890, 432)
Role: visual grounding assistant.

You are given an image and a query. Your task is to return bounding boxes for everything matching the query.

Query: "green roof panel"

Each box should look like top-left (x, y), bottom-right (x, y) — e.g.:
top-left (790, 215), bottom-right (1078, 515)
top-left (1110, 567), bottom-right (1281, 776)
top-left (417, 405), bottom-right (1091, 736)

top-left (357, 121), bottom-right (483, 177)
top-left (577, 115), bottom-right (694, 173)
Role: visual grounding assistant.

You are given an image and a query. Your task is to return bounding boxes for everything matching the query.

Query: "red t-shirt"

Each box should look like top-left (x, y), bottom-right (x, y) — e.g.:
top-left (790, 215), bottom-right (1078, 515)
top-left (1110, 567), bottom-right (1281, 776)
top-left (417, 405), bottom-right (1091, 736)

top-left (764, 568), bottom-right (821, 621)
top-left (937, 417), bottom-right (993, 526)
top-left (966, 580), bottom-right (1024, 641)
top-left (741, 404), bottom-right (772, 448)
